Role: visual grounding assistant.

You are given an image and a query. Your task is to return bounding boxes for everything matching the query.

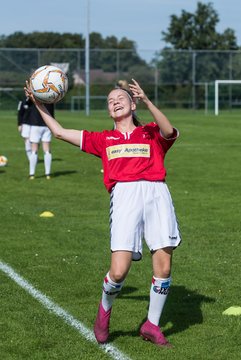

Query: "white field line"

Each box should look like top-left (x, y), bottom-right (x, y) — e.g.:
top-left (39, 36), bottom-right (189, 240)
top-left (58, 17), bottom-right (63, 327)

top-left (0, 261), bottom-right (131, 360)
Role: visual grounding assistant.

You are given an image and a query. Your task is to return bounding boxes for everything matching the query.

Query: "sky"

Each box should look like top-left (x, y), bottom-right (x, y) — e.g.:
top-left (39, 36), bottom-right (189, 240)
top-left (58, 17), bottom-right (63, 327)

top-left (0, 0), bottom-right (240, 61)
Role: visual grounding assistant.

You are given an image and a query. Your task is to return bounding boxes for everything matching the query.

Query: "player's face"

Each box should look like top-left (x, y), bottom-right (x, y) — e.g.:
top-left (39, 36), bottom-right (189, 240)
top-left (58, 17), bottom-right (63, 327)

top-left (107, 89), bottom-right (135, 120)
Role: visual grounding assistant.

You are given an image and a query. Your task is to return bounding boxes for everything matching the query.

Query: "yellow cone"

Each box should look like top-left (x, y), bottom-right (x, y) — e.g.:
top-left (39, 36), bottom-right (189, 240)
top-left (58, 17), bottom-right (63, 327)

top-left (39, 211), bottom-right (54, 218)
top-left (222, 306), bottom-right (241, 316)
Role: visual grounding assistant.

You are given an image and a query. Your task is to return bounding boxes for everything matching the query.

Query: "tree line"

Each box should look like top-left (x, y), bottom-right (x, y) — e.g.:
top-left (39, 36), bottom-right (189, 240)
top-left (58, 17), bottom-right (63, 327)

top-left (1, 2), bottom-right (240, 107)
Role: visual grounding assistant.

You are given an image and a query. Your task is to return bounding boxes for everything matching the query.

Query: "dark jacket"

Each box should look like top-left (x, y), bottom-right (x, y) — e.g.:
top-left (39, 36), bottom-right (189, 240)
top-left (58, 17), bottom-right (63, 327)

top-left (17, 97), bottom-right (54, 126)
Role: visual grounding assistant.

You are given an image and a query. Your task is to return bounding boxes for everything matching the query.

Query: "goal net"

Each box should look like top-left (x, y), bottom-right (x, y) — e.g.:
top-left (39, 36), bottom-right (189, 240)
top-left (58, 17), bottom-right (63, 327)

top-left (215, 80), bottom-right (241, 115)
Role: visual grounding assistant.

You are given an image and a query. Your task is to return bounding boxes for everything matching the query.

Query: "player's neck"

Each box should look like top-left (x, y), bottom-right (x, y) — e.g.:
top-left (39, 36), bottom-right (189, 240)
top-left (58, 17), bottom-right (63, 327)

top-left (115, 118), bottom-right (135, 133)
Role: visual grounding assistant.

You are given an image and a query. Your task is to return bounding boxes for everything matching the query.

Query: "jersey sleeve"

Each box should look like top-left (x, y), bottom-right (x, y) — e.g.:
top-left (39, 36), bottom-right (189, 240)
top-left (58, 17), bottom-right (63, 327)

top-left (144, 123), bottom-right (179, 153)
top-left (80, 130), bottom-right (104, 157)
top-left (159, 126), bottom-right (179, 152)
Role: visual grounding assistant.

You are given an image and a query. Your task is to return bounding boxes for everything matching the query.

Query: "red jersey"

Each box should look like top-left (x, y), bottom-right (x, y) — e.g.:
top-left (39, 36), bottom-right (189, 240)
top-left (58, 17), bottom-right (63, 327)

top-left (80, 122), bottom-right (178, 192)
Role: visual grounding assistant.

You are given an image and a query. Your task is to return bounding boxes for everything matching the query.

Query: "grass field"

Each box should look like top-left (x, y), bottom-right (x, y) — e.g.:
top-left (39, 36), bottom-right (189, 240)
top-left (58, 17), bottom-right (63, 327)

top-left (0, 108), bottom-right (241, 360)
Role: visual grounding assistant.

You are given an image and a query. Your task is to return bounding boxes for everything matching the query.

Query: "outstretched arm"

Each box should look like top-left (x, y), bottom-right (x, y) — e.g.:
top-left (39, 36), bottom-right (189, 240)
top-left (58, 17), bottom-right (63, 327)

top-left (24, 81), bottom-right (81, 147)
top-left (129, 79), bottom-right (174, 138)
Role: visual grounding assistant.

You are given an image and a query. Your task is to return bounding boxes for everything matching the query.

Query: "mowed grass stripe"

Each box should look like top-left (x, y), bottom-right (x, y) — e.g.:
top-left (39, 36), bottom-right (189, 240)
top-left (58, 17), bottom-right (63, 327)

top-left (0, 261), bottom-right (131, 360)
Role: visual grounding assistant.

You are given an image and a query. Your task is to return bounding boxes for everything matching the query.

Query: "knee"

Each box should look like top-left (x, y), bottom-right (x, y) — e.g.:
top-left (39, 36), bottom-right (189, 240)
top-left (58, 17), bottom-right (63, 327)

top-left (160, 264), bottom-right (171, 279)
top-left (152, 248), bottom-right (173, 278)
top-left (109, 268), bottom-right (127, 283)
top-left (153, 257), bottom-right (172, 278)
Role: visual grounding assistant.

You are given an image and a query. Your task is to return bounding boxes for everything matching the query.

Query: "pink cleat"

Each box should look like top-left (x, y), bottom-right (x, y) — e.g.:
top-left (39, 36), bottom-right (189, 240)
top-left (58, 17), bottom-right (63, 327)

top-left (140, 319), bottom-right (172, 347)
top-left (94, 303), bottom-right (112, 343)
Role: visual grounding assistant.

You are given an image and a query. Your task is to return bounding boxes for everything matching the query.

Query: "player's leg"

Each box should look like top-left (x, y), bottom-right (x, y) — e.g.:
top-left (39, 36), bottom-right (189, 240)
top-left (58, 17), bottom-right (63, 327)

top-left (149, 247), bottom-right (172, 324)
top-left (104, 250), bottom-right (132, 310)
top-left (140, 181), bottom-right (181, 346)
top-left (42, 127), bottom-right (52, 179)
top-left (94, 251), bottom-right (132, 344)
top-left (24, 138), bottom-right (32, 161)
top-left (140, 247), bottom-right (172, 346)
top-left (42, 141), bottom-right (52, 179)
top-left (94, 182), bottom-right (143, 343)
top-left (20, 124), bottom-right (31, 160)
top-left (29, 126), bottom-right (41, 179)
top-left (29, 142), bottom-right (38, 179)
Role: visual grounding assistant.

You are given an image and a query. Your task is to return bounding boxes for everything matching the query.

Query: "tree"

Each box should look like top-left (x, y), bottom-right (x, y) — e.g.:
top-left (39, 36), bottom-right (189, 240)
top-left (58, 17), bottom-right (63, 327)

top-left (156, 2), bottom-right (239, 108)
top-left (0, 31), bottom-right (148, 72)
top-left (162, 2), bottom-right (237, 50)
top-left (88, 34), bottom-right (146, 71)
top-left (0, 31), bottom-right (152, 99)
top-left (0, 31), bottom-right (85, 48)
top-left (159, 2), bottom-right (238, 83)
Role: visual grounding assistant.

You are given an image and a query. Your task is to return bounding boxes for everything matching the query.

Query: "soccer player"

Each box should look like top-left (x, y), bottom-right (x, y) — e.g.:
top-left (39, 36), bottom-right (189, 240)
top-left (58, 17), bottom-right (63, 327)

top-left (18, 96), bottom-right (54, 179)
top-left (24, 79), bottom-right (181, 347)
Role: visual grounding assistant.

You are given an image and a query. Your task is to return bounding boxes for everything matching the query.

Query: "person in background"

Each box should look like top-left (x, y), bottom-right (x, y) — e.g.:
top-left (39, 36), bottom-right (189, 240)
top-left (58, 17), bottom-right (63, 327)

top-left (25, 78), bottom-right (181, 347)
top-left (28, 98), bottom-right (54, 180)
top-left (18, 96), bottom-right (54, 180)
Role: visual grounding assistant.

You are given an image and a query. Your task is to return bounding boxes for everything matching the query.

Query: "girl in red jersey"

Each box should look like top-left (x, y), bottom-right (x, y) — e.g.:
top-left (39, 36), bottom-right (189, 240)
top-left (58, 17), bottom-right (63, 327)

top-left (25, 79), bottom-right (181, 347)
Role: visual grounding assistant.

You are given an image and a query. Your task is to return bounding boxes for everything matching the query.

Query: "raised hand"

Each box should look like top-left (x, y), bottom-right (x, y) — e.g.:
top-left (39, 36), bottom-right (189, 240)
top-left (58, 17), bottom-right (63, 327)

top-left (128, 78), bottom-right (148, 103)
top-left (24, 80), bottom-right (41, 106)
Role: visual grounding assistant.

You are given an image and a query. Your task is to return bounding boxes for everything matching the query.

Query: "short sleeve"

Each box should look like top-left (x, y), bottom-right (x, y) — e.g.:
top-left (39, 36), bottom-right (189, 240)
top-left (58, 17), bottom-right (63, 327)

top-left (80, 130), bottom-right (104, 157)
top-left (159, 127), bottom-right (179, 152)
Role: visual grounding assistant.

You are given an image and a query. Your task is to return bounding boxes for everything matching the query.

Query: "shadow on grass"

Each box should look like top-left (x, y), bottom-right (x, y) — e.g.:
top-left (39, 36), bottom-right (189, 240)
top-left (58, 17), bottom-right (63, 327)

top-left (38, 158), bottom-right (63, 163)
top-left (109, 285), bottom-right (215, 341)
top-left (37, 170), bottom-right (78, 179)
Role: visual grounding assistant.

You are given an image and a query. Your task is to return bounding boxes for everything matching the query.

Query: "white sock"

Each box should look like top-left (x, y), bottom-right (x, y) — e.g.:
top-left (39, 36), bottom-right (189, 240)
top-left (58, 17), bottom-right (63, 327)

top-left (29, 152), bottom-right (38, 176)
top-left (44, 151), bottom-right (52, 176)
top-left (101, 272), bottom-right (124, 311)
top-left (147, 276), bottom-right (171, 326)
top-left (25, 139), bottom-right (31, 161)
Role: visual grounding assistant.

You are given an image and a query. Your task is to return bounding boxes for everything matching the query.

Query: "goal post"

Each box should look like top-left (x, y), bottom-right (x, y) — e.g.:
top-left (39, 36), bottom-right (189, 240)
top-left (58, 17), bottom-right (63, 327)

top-left (215, 80), bottom-right (241, 115)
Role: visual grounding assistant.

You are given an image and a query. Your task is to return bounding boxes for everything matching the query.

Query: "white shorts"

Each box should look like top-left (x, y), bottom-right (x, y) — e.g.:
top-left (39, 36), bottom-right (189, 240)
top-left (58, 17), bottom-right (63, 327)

top-left (110, 181), bottom-right (181, 259)
top-left (21, 124), bottom-right (31, 138)
top-left (29, 126), bottom-right (52, 143)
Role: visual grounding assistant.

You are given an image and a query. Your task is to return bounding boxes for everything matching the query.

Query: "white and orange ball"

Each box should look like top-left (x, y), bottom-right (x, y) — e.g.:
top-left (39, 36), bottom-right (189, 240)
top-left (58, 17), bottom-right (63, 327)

top-left (30, 65), bottom-right (68, 104)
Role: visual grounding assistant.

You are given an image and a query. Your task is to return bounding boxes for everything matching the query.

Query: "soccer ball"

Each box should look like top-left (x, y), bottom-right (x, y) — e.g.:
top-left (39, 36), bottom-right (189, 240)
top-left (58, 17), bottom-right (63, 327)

top-left (30, 65), bottom-right (68, 104)
top-left (0, 155), bottom-right (8, 167)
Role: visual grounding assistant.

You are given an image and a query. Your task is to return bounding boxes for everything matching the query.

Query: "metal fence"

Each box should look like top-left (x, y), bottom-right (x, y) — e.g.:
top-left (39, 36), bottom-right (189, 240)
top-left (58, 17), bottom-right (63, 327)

top-left (1, 48), bottom-right (241, 112)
